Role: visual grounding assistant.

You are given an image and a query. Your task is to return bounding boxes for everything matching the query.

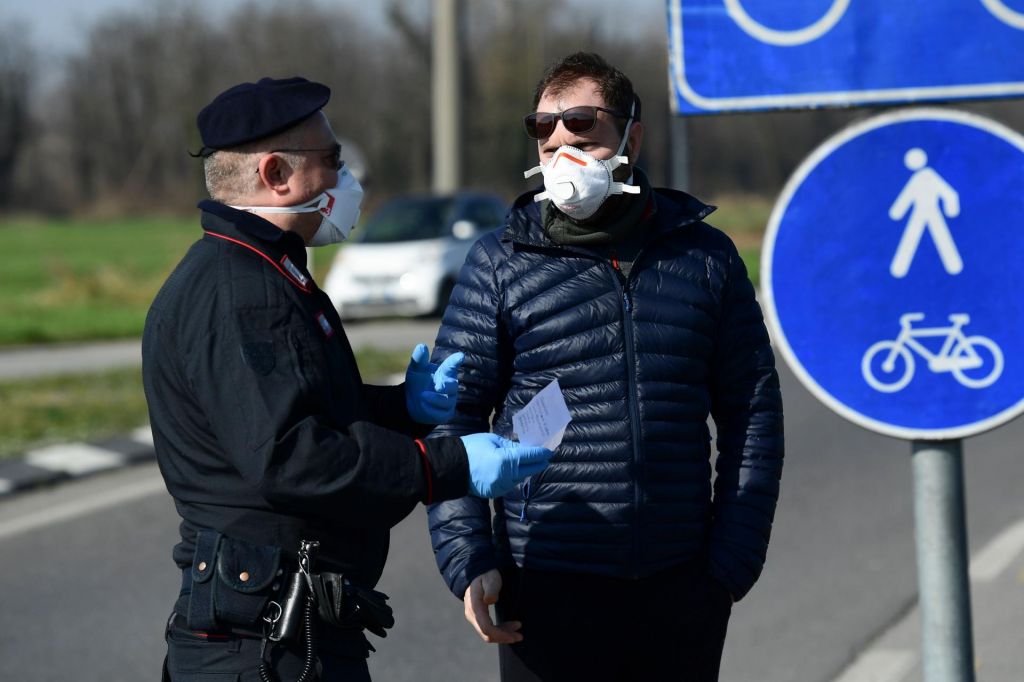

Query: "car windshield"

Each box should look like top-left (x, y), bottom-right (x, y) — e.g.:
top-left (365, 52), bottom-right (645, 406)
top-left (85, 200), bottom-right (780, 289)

top-left (358, 197), bottom-right (457, 243)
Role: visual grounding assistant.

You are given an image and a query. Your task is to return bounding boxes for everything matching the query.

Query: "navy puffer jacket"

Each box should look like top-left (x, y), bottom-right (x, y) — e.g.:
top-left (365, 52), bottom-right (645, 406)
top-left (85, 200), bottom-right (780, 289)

top-left (427, 187), bottom-right (784, 601)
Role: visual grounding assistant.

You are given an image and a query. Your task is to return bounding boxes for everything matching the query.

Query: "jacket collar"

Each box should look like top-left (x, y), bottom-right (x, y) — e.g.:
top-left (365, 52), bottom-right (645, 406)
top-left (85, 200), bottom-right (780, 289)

top-left (198, 200), bottom-right (309, 266)
top-left (198, 199), bottom-right (314, 292)
top-left (503, 185), bottom-right (716, 252)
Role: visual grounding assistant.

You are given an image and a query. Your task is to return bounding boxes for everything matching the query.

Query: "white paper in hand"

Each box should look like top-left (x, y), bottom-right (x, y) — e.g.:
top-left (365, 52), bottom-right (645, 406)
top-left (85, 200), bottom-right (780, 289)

top-left (512, 379), bottom-right (572, 450)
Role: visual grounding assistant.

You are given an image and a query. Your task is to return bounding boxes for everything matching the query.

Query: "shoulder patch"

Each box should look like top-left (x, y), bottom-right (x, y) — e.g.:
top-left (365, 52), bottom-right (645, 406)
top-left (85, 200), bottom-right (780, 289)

top-left (240, 341), bottom-right (275, 375)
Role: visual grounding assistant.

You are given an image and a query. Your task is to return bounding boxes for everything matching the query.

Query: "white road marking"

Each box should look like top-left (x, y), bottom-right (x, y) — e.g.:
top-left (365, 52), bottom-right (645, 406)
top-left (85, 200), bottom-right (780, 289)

top-left (0, 474), bottom-right (167, 542)
top-left (833, 649), bottom-right (917, 682)
top-left (834, 516), bottom-right (1024, 681)
top-left (969, 518), bottom-right (1024, 583)
top-left (26, 443), bottom-right (125, 475)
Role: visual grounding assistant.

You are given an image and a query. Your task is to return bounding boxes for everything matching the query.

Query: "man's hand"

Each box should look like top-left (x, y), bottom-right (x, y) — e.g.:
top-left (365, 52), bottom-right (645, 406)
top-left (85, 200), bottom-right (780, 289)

top-left (463, 569), bottom-right (522, 644)
top-left (405, 344), bottom-right (464, 424)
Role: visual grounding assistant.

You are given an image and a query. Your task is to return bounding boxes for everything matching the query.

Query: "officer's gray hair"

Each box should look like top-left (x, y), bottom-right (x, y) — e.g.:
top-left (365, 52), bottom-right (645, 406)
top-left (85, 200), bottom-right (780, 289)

top-left (203, 128), bottom-right (310, 204)
top-left (204, 151), bottom-right (259, 203)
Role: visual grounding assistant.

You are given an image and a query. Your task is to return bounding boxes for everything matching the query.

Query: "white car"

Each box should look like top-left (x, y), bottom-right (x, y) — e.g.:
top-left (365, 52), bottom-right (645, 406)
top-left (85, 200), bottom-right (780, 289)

top-left (323, 192), bottom-right (508, 319)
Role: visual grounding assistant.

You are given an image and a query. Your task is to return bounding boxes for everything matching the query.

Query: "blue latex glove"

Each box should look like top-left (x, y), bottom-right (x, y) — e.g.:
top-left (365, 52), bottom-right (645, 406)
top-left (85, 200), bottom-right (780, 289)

top-left (405, 344), bottom-right (465, 424)
top-left (461, 433), bottom-right (553, 498)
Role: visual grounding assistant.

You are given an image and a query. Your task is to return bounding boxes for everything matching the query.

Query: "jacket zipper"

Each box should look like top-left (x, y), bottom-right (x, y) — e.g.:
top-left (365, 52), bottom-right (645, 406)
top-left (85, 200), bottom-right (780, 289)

top-left (516, 247), bottom-right (650, 535)
top-left (609, 254), bottom-right (644, 578)
top-left (520, 468), bottom-right (549, 521)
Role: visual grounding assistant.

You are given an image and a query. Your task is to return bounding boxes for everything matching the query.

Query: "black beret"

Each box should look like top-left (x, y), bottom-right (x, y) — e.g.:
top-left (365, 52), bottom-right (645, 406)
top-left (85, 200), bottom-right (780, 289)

top-left (196, 77), bottom-right (330, 154)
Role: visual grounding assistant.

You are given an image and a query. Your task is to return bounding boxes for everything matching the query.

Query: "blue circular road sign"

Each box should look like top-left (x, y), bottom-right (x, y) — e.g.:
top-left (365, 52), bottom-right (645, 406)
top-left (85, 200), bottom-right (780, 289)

top-left (763, 108), bottom-right (1024, 439)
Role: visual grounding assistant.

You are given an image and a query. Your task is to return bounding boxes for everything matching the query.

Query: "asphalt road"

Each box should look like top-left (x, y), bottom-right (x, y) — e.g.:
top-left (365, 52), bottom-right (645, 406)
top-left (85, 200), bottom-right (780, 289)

top-left (1, 355), bottom-right (1023, 680)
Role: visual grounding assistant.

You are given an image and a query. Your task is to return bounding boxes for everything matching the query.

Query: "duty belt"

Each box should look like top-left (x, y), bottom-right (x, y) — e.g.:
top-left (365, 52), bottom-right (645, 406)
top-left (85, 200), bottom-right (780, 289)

top-left (177, 537), bottom-right (394, 638)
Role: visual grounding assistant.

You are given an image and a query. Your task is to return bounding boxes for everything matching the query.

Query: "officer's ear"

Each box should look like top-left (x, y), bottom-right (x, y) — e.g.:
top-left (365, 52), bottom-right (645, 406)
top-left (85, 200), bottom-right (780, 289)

top-left (256, 153), bottom-right (293, 195)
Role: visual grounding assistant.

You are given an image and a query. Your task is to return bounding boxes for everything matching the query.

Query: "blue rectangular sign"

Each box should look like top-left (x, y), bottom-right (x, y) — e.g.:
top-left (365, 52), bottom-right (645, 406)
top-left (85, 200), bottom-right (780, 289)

top-left (668, 0), bottom-right (1024, 114)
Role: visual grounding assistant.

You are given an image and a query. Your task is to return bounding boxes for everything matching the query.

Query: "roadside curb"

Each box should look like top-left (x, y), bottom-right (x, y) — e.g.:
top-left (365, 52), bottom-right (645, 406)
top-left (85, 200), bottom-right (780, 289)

top-left (0, 426), bottom-right (155, 498)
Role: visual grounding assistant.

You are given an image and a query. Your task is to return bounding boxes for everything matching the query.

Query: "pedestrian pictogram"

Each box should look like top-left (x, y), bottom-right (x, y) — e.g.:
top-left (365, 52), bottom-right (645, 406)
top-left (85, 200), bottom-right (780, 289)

top-left (763, 108), bottom-right (1024, 440)
top-left (889, 148), bottom-right (963, 278)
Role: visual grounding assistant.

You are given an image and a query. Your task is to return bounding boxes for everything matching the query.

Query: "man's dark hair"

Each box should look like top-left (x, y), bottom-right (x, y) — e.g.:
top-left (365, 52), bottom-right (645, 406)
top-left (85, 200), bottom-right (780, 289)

top-left (531, 52), bottom-right (641, 131)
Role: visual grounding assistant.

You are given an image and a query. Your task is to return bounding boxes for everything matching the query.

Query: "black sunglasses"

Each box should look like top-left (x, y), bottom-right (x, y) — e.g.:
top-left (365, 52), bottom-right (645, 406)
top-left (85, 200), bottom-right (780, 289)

top-left (523, 105), bottom-right (628, 140)
top-left (267, 144), bottom-right (344, 171)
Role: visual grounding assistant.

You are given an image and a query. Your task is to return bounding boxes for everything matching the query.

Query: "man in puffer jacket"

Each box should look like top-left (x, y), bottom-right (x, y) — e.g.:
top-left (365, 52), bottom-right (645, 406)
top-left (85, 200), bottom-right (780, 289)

top-left (427, 52), bottom-right (784, 682)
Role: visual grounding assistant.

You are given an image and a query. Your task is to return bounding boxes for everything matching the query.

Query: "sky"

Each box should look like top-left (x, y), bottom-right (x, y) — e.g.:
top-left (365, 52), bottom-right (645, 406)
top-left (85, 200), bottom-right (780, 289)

top-left (5, 0), bottom-right (381, 54)
top-left (6, 0), bottom-right (666, 56)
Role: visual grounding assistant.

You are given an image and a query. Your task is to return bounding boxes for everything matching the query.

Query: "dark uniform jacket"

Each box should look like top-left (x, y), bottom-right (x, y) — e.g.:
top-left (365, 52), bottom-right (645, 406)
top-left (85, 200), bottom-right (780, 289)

top-left (142, 201), bottom-right (468, 588)
top-left (427, 188), bottom-right (784, 601)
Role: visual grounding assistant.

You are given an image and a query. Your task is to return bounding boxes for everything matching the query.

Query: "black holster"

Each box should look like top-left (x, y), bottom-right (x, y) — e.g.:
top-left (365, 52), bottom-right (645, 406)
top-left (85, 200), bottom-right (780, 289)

top-left (310, 573), bottom-right (395, 638)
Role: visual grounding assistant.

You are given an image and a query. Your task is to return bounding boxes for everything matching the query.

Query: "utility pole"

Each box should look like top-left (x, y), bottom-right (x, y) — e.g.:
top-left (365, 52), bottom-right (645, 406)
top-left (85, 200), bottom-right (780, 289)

top-left (432, 0), bottom-right (462, 193)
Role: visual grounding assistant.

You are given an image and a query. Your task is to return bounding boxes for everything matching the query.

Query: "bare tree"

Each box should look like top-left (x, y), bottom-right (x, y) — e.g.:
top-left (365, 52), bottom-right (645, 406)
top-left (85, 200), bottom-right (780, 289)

top-left (17, 0), bottom-right (1022, 216)
top-left (0, 23), bottom-right (35, 210)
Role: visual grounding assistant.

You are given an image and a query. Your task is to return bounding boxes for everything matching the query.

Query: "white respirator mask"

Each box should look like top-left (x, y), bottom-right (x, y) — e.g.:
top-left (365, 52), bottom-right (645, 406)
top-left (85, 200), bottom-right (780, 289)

top-left (230, 166), bottom-right (364, 246)
top-left (523, 102), bottom-right (639, 221)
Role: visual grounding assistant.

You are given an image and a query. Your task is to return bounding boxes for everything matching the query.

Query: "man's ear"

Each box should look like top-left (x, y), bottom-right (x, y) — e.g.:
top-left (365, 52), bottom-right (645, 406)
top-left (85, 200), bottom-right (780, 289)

top-left (626, 121), bottom-right (644, 165)
top-left (257, 154), bottom-right (292, 196)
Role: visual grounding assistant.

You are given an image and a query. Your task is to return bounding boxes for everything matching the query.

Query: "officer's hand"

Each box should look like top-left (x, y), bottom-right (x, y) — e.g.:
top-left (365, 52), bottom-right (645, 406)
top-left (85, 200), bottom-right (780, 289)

top-left (464, 569), bottom-right (522, 644)
top-left (405, 344), bottom-right (464, 424)
top-left (461, 433), bottom-right (552, 498)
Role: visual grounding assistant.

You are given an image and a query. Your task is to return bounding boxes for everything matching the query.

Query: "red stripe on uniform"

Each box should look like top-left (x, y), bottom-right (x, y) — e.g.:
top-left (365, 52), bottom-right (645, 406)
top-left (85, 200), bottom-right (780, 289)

top-left (205, 231), bottom-right (312, 293)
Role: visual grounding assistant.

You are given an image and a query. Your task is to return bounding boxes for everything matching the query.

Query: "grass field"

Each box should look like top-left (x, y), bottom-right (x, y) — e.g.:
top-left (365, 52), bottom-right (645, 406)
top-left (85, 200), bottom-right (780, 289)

top-left (0, 367), bottom-right (149, 460)
top-left (0, 216), bottom-right (341, 346)
top-left (0, 348), bottom-right (411, 461)
top-left (0, 198), bottom-right (770, 347)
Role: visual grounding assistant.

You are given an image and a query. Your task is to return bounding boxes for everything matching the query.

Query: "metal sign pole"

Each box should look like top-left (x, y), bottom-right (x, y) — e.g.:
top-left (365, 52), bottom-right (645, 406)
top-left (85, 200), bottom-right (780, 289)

top-left (911, 439), bottom-right (975, 681)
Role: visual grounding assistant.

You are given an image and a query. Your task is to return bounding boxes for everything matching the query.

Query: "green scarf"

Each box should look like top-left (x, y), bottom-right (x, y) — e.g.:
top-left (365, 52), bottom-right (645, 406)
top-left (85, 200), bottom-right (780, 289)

top-left (543, 168), bottom-right (655, 246)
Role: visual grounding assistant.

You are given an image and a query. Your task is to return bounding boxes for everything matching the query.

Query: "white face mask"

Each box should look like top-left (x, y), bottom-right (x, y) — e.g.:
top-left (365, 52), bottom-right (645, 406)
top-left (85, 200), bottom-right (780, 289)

top-left (524, 147), bottom-right (640, 220)
top-left (230, 166), bottom-right (364, 246)
top-left (523, 100), bottom-right (639, 221)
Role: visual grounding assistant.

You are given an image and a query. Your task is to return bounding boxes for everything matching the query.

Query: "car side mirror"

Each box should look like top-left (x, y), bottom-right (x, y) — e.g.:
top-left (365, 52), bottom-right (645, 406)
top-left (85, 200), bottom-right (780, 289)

top-left (451, 220), bottom-right (478, 240)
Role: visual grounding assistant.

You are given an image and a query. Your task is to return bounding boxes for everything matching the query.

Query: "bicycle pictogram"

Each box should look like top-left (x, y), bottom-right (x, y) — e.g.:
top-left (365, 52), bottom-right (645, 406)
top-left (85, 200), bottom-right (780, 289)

top-left (861, 313), bottom-right (1004, 393)
top-left (725, 0), bottom-right (1024, 46)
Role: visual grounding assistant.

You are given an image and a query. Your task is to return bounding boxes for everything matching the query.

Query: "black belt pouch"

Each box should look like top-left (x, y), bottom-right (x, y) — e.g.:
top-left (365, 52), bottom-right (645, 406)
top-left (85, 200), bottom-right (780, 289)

top-left (187, 530), bottom-right (283, 630)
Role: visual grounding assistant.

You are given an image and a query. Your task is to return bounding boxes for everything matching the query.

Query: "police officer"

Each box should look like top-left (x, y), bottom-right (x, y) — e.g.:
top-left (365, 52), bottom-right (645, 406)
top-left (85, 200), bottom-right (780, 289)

top-left (142, 77), bottom-right (552, 682)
